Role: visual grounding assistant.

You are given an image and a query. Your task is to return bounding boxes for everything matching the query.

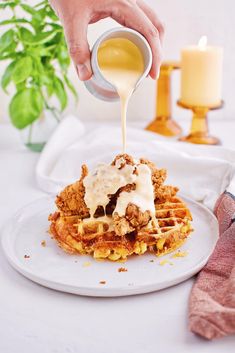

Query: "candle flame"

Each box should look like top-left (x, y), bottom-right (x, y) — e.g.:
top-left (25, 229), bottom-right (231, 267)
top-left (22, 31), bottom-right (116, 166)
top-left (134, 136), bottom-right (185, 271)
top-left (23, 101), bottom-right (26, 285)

top-left (198, 36), bottom-right (207, 50)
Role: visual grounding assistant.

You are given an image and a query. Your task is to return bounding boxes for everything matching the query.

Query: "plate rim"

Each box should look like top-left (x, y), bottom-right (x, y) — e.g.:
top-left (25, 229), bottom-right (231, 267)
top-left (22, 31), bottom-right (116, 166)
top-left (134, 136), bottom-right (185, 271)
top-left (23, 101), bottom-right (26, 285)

top-left (1, 195), bottom-right (219, 297)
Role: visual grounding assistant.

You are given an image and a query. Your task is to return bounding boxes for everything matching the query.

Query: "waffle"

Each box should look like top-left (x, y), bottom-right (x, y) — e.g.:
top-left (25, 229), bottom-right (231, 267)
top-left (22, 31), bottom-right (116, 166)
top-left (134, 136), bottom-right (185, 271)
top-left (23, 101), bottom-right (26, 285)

top-left (49, 196), bottom-right (192, 260)
top-left (48, 155), bottom-right (193, 261)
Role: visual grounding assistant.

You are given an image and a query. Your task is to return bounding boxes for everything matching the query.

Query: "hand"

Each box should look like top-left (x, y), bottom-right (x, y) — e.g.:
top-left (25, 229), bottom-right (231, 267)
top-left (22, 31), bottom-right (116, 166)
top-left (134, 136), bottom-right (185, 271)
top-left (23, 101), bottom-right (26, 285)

top-left (49, 0), bottom-right (164, 81)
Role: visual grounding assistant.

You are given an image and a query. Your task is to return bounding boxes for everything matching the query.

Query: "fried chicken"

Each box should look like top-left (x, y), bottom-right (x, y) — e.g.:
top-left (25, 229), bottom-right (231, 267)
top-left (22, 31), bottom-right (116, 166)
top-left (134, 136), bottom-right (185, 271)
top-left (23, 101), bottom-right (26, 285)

top-left (53, 154), bottom-right (179, 233)
top-left (113, 203), bottom-right (152, 236)
top-left (155, 185), bottom-right (179, 203)
top-left (55, 164), bottom-right (90, 218)
top-left (48, 154), bottom-right (193, 261)
top-left (111, 153), bottom-right (135, 168)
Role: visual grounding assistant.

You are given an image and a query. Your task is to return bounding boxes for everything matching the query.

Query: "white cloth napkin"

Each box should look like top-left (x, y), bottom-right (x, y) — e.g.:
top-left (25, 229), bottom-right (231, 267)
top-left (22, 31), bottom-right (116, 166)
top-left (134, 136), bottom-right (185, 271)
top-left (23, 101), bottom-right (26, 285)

top-left (36, 115), bottom-right (235, 209)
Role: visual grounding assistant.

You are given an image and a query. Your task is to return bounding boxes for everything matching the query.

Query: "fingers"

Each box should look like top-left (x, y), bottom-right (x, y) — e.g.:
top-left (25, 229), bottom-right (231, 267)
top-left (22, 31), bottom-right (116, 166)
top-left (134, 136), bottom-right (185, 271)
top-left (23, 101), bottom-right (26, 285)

top-left (111, 1), bottom-right (162, 79)
top-left (63, 16), bottom-right (92, 81)
top-left (49, 0), bottom-right (164, 81)
top-left (137, 0), bottom-right (165, 44)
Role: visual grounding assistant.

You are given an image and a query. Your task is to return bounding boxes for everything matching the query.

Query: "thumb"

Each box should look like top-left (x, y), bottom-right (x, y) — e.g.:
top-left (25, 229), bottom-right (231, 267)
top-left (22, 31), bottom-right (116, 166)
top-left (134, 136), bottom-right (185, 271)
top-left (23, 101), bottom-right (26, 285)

top-left (63, 17), bottom-right (92, 81)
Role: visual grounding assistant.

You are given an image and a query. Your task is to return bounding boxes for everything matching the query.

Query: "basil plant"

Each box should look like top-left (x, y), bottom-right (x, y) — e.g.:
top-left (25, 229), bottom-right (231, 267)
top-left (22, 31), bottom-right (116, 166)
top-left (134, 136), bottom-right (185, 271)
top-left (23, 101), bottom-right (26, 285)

top-left (0, 0), bottom-right (77, 130)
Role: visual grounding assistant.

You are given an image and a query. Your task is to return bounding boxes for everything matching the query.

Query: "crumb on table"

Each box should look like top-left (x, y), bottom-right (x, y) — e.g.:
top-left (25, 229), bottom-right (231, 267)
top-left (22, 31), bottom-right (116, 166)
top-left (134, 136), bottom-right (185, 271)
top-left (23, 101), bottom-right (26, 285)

top-left (24, 255), bottom-right (30, 259)
top-left (83, 261), bottom-right (91, 267)
top-left (118, 267), bottom-right (128, 272)
top-left (41, 240), bottom-right (46, 247)
top-left (149, 259), bottom-right (154, 263)
top-left (99, 281), bottom-right (106, 285)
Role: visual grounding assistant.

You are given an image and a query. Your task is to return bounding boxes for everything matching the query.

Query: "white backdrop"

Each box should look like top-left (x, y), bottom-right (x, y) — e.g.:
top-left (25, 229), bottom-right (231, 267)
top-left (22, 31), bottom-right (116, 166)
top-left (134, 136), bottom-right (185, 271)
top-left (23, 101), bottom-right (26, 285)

top-left (0, 0), bottom-right (235, 123)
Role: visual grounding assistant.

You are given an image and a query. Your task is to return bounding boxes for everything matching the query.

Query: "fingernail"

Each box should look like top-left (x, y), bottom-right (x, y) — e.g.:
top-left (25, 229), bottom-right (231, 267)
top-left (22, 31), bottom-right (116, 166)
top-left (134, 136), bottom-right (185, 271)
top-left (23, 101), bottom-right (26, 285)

top-left (76, 63), bottom-right (90, 81)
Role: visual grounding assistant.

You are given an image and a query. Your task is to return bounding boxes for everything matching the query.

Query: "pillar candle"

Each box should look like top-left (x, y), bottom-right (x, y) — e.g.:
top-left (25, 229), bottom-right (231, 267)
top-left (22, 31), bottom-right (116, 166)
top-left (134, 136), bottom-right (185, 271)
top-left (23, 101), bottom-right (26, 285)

top-left (180, 36), bottom-right (223, 107)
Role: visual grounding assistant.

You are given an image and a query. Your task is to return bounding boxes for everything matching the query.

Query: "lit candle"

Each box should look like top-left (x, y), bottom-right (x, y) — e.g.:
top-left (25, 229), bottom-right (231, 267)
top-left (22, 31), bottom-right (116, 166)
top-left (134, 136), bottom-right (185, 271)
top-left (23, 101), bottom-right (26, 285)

top-left (180, 36), bottom-right (223, 107)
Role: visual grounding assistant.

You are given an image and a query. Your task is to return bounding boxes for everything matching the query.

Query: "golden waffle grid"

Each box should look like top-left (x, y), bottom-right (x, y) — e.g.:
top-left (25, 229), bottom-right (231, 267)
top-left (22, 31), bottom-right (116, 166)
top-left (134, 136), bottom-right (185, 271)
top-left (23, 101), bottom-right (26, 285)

top-left (49, 196), bottom-right (193, 261)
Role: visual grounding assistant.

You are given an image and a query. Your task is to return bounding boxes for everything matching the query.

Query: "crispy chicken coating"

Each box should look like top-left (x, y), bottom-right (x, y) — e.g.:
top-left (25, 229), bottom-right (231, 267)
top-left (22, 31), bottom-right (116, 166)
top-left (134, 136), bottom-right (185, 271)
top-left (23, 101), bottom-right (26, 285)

top-left (155, 185), bottom-right (179, 203)
top-left (112, 154), bottom-right (135, 168)
top-left (54, 154), bottom-right (177, 228)
top-left (113, 203), bottom-right (151, 236)
top-left (139, 158), bottom-right (167, 194)
top-left (56, 165), bottom-right (90, 218)
top-left (125, 203), bottom-right (151, 228)
top-left (139, 158), bottom-right (178, 201)
top-left (113, 214), bottom-right (134, 236)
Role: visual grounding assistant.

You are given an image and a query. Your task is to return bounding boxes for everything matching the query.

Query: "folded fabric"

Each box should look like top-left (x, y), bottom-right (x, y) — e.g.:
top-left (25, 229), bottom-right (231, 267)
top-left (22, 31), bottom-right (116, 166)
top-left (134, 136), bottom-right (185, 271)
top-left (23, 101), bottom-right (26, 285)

top-left (36, 115), bottom-right (235, 210)
top-left (189, 192), bottom-right (235, 339)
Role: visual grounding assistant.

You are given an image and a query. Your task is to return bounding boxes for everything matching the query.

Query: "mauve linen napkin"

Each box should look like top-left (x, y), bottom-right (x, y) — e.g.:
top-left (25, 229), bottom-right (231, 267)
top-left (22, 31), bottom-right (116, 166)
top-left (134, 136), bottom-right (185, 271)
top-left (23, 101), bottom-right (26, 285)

top-left (189, 192), bottom-right (235, 339)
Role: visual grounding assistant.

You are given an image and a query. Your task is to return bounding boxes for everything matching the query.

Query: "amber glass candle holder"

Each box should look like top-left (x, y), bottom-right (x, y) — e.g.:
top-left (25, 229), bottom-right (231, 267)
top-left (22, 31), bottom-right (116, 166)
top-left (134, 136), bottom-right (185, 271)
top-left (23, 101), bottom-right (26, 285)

top-left (146, 61), bottom-right (182, 136)
top-left (177, 100), bottom-right (223, 145)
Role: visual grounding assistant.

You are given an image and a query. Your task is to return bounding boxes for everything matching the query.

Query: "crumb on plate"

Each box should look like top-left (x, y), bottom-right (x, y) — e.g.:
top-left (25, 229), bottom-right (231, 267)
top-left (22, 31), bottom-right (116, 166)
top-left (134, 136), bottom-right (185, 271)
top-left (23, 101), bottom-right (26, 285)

top-left (99, 281), bottom-right (106, 285)
top-left (118, 267), bottom-right (128, 272)
top-left (171, 250), bottom-right (188, 258)
top-left (159, 259), bottom-right (173, 266)
top-left (83, 261), bottom-right (91, 267)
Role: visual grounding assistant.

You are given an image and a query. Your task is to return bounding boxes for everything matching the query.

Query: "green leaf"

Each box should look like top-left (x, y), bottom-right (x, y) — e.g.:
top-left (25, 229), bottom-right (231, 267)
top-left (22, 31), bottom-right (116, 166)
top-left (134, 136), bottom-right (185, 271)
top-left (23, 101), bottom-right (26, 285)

top-left (0, 1), bottom-right (18, 9)
top-left (12, 56), bottom-right (33, 84)
top-left (45, 5), bottom-right (59, 21)
top-left (3, 40), bottom-right (17, 55)
top-left (9, 88), bottom-right (44, 129)
top-left (35, 1), bottom-right (48, 8)
top-left (0, 29), bottom-right (15, 54)
top-left (40, 74), bottom-right (52, 85)
top-left (46, 31), bottom-right (62, 46)
top-left (63, 75), bottom-right (78, 100)
top-left (20, 28), bottom-right (60, 46)
top-left (46, 82), bottom-right (54, 97)
top-left (0, 52), bottom-right (17, 60)
top-left (1, 60), bottom-right (16, 93)
top-left (47, 23), bottom-right (62, 31)
top-left (34, 57), bottom-right (48, 78)
top-left (35, 30), bottom-right (61, 45)
top-left (30, 44), bottom-right (57, 57)
top-left (53, 77), bottom-right (67, 111)
top-left (37, 7), bottom-right (48, 20)
top-left (19, 27), bottom-right (34, 42)
top-left (20, 3), bottom-right (37, 15)
top-left (16, 81), bottom-right (26, 91)
top-left (57, 46), bottom-right (70, 70)
top-left (20, 4), bottom-right (43, 22)
top-left (0, 18), bottom-right (30, 26)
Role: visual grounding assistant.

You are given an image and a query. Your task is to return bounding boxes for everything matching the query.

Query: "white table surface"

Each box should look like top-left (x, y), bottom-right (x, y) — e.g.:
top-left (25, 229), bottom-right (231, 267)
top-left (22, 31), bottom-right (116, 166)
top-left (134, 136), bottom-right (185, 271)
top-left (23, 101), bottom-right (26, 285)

top-left (0, 120), bottom-right (235, 353)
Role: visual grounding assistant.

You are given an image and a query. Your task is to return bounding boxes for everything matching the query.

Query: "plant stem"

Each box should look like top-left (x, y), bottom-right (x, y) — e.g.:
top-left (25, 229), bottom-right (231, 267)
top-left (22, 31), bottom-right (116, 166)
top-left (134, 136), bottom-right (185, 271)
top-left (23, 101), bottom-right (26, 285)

top-left (27, 123), bottom-right (33, 145)
top-left (49, 107), bottom-right (60, 122)
top-left (42, 95), bottom-right (60, 123)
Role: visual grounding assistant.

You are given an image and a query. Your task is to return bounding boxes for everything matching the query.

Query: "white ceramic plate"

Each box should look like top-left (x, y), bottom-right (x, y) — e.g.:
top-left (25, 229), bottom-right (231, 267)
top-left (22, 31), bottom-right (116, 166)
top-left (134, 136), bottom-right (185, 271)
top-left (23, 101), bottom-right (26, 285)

top-left (1, 196), bottom-right (218, 297)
